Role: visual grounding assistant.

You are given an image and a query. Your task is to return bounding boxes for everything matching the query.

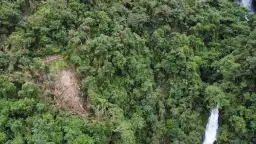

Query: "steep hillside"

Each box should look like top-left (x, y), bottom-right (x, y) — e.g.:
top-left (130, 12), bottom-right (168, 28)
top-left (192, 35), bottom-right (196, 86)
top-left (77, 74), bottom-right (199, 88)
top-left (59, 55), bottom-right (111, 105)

top-left (0, 0), bottom-right (256, 143)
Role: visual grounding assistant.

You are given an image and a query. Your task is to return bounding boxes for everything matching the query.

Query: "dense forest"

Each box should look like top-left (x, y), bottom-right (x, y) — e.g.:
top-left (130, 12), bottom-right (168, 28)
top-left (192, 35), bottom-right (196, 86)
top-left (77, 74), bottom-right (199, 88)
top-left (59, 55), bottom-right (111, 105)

top-left (1, 0), bottom-right (256, 143)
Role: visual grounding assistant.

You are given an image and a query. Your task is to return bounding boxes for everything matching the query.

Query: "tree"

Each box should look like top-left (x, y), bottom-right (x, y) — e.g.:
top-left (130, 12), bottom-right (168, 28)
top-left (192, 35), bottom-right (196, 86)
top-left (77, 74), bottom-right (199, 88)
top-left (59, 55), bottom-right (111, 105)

top-left (18, 82), bottom-right (40, 99)
top-left (0, 76), bottom-right (16, 98)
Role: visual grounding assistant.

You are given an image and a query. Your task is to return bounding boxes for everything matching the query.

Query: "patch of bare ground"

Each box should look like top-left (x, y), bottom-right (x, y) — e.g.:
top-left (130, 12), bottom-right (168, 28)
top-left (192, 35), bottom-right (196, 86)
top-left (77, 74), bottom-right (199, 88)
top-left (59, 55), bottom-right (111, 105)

top-left (53, 68), bottom-right (88, 115)
top-left (42, 55), bottom-right (62, 63)
top-left (52, 68), bottom-right (88, 115)
top-left (42, 55), bottom-right (88, 115)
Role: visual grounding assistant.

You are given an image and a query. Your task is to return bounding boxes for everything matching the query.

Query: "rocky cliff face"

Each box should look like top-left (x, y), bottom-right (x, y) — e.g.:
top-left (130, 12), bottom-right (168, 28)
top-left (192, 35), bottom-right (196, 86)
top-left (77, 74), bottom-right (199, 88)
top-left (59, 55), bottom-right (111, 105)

top-left (253, 0), bottom-right (256, 10)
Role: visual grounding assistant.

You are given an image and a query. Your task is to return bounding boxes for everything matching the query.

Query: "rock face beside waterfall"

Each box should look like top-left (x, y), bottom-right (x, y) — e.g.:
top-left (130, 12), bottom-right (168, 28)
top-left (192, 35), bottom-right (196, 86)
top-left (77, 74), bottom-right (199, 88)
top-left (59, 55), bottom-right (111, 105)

top-left (253, 0), bottom-right (256, 10)
top-left (251, 0), bottom-right (256, 11)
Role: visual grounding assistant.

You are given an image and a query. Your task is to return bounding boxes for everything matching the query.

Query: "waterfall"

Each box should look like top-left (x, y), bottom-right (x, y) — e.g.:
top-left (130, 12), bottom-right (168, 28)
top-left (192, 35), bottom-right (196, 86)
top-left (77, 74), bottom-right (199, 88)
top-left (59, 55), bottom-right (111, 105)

top-left (240, 0), bottom-right (254, 12)
top-left (202, 106), bottom-right (219, 144)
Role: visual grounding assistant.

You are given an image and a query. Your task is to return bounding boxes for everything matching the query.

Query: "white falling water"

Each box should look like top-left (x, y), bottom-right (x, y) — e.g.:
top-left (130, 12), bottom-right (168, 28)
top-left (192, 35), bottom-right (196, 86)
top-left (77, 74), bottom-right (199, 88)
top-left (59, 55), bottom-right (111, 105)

top-left (241, 0), bottom-right (253, 11)
top-left (203, 106), bottom-right (219, 144)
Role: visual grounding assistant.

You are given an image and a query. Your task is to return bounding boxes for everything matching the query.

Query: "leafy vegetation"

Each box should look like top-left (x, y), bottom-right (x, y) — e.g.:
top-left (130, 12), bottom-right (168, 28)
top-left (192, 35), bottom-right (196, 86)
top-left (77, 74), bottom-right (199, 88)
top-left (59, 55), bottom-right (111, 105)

top-left (0, 0), bottom-right (256, 143)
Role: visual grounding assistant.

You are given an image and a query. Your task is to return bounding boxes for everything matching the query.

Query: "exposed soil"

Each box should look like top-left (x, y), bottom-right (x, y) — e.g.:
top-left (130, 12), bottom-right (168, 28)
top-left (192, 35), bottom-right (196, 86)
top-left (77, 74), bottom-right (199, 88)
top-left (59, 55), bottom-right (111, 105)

top-left (42, 55), bottom-right (88, 114)
top-left (53, 68), bottom-right (87, 114)
top-left (42, 55), bottom-right (62, 63)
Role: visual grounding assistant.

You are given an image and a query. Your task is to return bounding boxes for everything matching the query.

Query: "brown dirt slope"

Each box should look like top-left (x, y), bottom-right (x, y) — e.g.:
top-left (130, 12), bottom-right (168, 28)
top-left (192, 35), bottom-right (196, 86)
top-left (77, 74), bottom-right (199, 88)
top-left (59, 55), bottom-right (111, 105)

top-left (54, 68), bottom-right (87, 114)
top-left (42, 55), bottom-right (87, 114)
top-left (43, 55), bottom-right (62, 63)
